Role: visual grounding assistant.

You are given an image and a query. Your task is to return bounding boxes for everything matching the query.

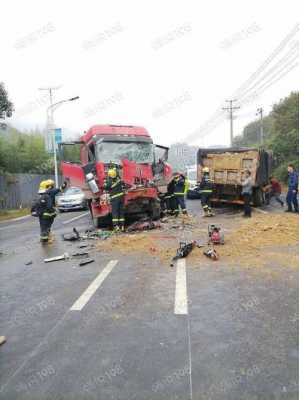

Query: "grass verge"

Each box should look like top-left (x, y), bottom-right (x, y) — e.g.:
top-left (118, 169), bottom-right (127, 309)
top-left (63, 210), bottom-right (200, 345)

top-left (0, 208), bottom-right (30, 222)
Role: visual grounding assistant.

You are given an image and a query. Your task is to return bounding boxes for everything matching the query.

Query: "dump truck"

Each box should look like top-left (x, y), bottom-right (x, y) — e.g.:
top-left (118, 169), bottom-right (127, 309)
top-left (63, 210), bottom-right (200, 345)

top-left (59, 124), bottom-right (172, 227)
top-left (197, 147), bottom-right (272, 206)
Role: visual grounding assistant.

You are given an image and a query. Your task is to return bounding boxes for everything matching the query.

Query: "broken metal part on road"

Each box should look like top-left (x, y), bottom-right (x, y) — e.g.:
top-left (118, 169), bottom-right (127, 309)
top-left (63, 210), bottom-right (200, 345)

top-left (62, 227), bottom-right (80, 241)
top-left (79, 258), bottom-right (95, 266)
top-left (44, 253), bottom-right (70, 263)
top-left (72, 251), bottom-right (89, 257)
top-left (203, 247), bottom-right (219, 261)
top-left (170, 241), bottom-right (196, 267)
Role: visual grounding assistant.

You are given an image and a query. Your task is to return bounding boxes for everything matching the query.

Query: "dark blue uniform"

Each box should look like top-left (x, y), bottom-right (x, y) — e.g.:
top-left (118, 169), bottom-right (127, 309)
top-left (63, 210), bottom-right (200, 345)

top-left (104, 177), bottom-right (125, 229)
top-left (286, 171), bottom-right (298, 212)
top-left (39, 188), bottom-right (60, 242)
top-left (199, 174), bottom-right (214, 216)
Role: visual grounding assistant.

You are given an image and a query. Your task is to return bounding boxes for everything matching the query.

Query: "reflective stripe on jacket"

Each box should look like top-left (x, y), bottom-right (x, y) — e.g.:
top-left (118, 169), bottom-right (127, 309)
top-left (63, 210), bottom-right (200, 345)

top-left (104, 177), bottom-right (124, 200)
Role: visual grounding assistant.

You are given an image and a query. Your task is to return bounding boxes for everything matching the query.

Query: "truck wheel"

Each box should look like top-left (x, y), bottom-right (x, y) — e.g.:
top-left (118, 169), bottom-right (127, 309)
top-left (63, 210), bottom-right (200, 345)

top-left (253, 188), bottom-right (264, 207)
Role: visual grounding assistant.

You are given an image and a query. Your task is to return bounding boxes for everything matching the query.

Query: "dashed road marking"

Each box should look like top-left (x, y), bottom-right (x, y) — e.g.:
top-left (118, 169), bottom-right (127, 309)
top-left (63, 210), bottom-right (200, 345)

top-left (62, 211), bottom-right (89, 225)
top-left (174, 258), bottom-right (188, 315)
top-left (70, 260), bottom-right (118, 311)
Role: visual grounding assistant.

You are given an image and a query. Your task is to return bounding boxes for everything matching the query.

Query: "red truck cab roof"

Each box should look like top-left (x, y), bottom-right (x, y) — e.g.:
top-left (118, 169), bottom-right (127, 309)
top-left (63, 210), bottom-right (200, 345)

top-left (81, 125), bottom-right (151, 144)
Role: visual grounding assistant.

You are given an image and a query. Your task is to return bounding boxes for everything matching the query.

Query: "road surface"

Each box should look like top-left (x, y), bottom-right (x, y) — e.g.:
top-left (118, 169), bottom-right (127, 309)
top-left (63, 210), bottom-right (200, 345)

top-left (0, 201), bottom-right (298, 399)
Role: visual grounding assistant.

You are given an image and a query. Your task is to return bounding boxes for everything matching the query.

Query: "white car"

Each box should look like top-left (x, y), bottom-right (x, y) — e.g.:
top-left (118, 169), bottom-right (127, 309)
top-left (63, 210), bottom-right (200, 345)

top-left (56, 187), bottom-right (87, 212)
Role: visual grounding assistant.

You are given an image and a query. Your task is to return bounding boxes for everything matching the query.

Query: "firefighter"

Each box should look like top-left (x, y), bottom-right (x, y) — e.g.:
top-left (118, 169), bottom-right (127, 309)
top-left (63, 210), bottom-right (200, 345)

top-left (165, 178), bottom-right (176, 215)
top-left (35, 179), bottom-right (67, 243)
top-left (104, 168), bottom-right (125, 231)
top-left (173, 172), bottom-right (188, 215)
top-left (199, 167), bottom-right (214, 217)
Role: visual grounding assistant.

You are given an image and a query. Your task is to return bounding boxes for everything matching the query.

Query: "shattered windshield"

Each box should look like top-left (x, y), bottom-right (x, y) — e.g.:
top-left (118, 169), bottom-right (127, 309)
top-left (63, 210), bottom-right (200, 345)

top-left (96, 141), bottom-right (154, 164)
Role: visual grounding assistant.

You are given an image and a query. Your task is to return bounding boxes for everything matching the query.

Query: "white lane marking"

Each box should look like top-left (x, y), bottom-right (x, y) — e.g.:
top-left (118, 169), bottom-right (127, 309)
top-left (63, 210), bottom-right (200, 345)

top-left (187, 316), bottom-right (193, 400)
top-left (174, 258), bottom-right (188, 315)
top-left (0, 311), bottom-right (69, 394)
top-left (254, 207), bottom-right (268, 214)
top-left (62, 211), bottom-right (89, 225)
top-left (70, 260), bottom-right (118, 311)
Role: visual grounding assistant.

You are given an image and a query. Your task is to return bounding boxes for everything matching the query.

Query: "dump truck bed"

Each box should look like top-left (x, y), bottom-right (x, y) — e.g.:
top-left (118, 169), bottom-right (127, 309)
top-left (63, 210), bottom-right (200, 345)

top-left (197, 147), bottom-right (272, 206)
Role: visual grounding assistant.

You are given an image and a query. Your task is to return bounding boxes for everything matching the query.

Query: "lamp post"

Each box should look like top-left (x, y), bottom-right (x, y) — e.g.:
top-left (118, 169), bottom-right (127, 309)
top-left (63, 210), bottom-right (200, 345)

top-left (47, 96), bottom-right (79, 187)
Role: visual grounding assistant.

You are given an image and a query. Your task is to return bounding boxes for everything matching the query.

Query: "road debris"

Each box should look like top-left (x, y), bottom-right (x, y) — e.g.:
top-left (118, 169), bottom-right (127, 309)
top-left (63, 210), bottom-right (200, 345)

top-left (204, 247), bottom-right (219, 261)
top-left (0, 336), bottom-right (6, 346)
top-left (25, 261), bottom-right (33, 266)
top-left (170, 241), bottom-right (197, 267)
top-left (79, 258), bottom-right (95, 267)
top-left (83, 229), bottom-right (112, 240)
top-left (44, 253), bottom-right (70, 263)
top-left (72, 251), bottom-right (89, 257)
top-left (127, 220), bottom-right (161, 232)
top-left (220, 213), bottom-right (299, 267)
top-left (62, 227), bottom-right (80, 241)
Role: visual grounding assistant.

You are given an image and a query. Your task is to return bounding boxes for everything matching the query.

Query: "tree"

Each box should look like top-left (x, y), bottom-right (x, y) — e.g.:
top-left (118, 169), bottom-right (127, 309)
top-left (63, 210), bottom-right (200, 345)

top-left (0, 83), bottom-right (14, 120)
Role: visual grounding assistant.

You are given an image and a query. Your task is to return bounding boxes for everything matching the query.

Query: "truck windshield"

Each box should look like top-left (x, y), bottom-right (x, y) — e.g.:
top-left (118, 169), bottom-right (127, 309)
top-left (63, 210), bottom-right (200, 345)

top-left (96, 141), bottom-right (153, 164)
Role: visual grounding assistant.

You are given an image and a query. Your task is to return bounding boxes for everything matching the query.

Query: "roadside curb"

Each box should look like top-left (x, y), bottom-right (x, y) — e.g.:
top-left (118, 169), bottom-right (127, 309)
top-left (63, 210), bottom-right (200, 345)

top-left (0, 214), bottom-right (31, 225)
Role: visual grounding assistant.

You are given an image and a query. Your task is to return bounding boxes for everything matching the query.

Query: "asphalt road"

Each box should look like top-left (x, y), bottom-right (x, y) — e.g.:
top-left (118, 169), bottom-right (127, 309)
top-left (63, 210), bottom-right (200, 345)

top-left (0, 202), bottom-right (298, 400)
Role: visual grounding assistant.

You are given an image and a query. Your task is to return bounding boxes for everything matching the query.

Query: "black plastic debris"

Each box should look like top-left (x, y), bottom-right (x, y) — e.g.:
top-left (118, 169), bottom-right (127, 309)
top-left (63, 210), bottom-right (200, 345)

top-left (62, 227), bottom-right (80, 241)
top-left (72, 251), bottom-right (89, 257)
top-left (79, 258), bottom-right (95, 267)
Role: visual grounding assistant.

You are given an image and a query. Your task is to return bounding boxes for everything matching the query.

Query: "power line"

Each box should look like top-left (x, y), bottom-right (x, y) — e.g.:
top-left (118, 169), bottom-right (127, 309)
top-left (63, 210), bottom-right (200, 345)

top-left (238, 47), bottom-right (299, 102)
top-left (222, 100), bottom-right (240, 146)
top-left (184, 23), bottom-right (299, 143)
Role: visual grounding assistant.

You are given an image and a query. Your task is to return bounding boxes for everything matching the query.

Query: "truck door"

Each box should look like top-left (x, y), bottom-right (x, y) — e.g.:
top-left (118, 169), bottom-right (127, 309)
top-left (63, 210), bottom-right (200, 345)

top-left (58, 142), bottom-right (94, 190)
top-left (153, 144), bottom-right (172, 186)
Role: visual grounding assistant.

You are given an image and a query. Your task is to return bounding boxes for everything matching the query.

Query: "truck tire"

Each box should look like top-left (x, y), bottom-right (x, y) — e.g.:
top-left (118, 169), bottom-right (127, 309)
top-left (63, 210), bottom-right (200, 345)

top-left (252, 188), bottom-right (264, 207)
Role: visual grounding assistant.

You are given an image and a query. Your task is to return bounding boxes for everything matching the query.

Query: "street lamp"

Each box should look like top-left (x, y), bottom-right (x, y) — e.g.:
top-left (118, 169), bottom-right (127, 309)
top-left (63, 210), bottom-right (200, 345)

top-left (47, 96), bottom-right (79, 187)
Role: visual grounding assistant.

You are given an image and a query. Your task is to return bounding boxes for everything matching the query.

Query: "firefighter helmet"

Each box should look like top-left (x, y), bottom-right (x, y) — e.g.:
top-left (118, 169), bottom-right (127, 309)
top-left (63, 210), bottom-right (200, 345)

top-left (107, 168), bottom-right (117, 178)
top-left (202, 167), bottom-right (210, 173)
top-left (45, 179), bottom-right (55, 188)
top-left (38, 180), bottom-right (48, 194)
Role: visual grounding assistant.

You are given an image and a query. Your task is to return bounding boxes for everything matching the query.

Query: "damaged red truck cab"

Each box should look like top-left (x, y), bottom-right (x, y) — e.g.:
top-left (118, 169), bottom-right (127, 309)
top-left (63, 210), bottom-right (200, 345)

top-left (60, 125), bottom-right (172, 227)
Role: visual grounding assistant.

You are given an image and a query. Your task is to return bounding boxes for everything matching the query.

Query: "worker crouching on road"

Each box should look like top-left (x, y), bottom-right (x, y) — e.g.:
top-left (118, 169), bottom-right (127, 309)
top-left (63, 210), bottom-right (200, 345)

top-left (199, 167), bottom-right (214, 217)
top-left (33, 179), bottom-right (67, 243)
top-left (240, 170), bottom-right (253, 218)
top-left (104, 168), bottom-right (125, 231)
top-left (173, 172), bottom-right (188, 216)
top-left (264, 176), bottom-right (284, 207)
top-left (286, 164), bottom-right (298, 213)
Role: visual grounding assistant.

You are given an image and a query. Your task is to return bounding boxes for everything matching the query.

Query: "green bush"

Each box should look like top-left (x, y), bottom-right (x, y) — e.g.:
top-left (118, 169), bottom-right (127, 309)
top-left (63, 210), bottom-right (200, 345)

top-left (272, 159), bottom-right (299, 183)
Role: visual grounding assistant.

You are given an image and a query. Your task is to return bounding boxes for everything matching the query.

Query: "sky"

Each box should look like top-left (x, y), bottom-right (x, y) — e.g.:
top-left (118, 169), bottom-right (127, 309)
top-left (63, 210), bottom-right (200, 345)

top-left (1, 0), bottom-right (299, 147)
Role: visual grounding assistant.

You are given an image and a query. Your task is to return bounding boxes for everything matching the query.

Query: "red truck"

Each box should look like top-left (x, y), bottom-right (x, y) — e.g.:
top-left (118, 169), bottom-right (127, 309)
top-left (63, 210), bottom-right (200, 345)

top-left (59, 124), bottom-right (172, 227)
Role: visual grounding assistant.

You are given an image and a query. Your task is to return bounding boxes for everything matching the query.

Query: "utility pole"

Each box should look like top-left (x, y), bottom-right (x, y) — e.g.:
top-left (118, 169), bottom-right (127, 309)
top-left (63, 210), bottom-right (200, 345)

top-left (39, 86), bottom-right (61, 153)
top-left (47, 96), bottom-right (79, 187)
top-left (256, 107), bottom-right (264, 145)
top-left (222, 99), bottom-right (240, 146)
